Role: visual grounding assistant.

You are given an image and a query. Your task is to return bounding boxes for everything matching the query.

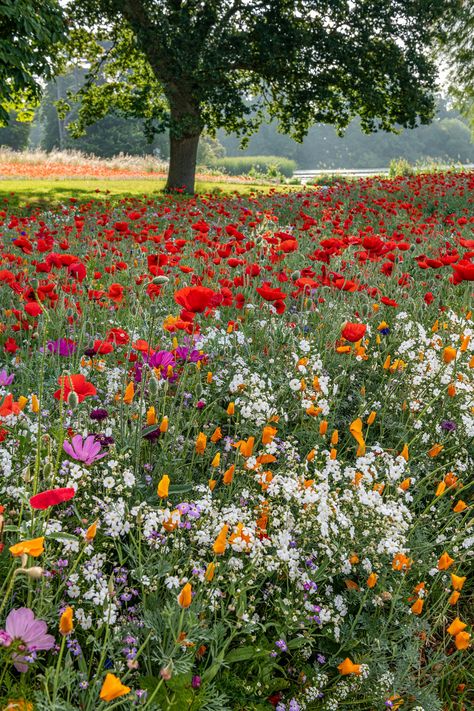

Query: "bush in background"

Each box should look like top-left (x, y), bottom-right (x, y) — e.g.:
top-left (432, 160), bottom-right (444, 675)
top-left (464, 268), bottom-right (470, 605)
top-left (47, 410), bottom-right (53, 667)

top-left (213, 155), bottom-right (297, 177)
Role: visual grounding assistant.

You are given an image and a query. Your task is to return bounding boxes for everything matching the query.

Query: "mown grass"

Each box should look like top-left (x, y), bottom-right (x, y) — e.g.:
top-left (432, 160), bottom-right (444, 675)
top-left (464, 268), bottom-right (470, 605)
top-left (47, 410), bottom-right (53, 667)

top-left (0, 178), bottom-right (302, 208)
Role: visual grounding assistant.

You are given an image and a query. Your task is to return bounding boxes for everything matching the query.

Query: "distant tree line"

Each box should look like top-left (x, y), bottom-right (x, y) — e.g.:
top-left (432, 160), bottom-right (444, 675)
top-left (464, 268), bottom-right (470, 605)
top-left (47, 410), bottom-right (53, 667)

top-left (1, 89), bottom-right (473, 171)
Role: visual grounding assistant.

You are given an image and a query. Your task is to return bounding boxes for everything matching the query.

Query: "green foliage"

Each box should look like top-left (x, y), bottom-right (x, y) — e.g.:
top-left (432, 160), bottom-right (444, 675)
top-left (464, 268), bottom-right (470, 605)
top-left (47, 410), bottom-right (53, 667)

top-left (213, 156), bottom-right (296, 178)
top-left (0, 0), bottom-right (65, 124)
top-left (62, 0), bottom-right (457, 189)
top-left (219, 99), bottom-right (474, 170)
top-left (39, 71), bottom-right (168, 158)
top-left (388, 158), bottom-right (415, 178)
top-left (0, 111), bottom-right (31, 150)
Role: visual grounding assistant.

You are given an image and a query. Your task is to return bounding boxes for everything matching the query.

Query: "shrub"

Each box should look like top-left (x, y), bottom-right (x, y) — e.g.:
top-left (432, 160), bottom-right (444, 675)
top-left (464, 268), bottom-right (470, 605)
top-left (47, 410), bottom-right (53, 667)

top-left (213, 155), bottom-right (297, 177)
top-left (388, 157), bottom-right (415, 177)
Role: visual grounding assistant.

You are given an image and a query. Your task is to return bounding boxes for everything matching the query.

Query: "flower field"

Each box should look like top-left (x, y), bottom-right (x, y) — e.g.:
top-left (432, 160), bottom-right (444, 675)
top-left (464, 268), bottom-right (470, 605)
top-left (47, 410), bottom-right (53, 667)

top-left (0, 172), bottom-right (472, 710)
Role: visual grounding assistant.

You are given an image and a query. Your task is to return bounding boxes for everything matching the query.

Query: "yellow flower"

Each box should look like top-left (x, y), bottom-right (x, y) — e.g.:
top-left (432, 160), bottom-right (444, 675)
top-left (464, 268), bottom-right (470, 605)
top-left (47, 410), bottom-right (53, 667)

top-left (211, 452), bottom-right (221, 468)
top-left (31, 394), bottom-right (40, 413)
top-left (59, 606), bottom-right (74, 636)
top-left (205, 562), bottom-right (216, 582)
top-left (85, 521), bottom-right (98, 541)
top-left (455, 631), bottom-right (471, 650)
top-left (411, 598), bottom-right (424, 615)
top-left (349, 418), bottom-right (366, 456)
top-left (367, 573), bottom-right (378, 589)
top-left (10, 537), bottom-right (44, 558)
top-left (146, 406), bottom-right (157, 425)
top-left (195, 432), bottom-right (207, 454)
top-left (223, 464), bottom-right (234, 485)
top-left (428, 443), bottom-right (443, 458)
top-left (453, 500), bottom-right (468, 513)
top-left (157, 475), bottom-right (170, 499)
top-left (435, 481), bottom-right (446, 496)
top-left (337, 658), bottom-right (361, 675)
top-left (447, 617), bottom-right (467, 636)
top-left (319, 420), bottom-right (328, 435)
top-left (448, 591), bottom-right (460, 605)
top-left (122, 381), bottom-right (135, 404)
top-left (99, 673), bottom-right (131, 702)
top-left (210, 426), bottom-right (222, 442)
top-left (262, 425), bottom-right (277, 445)
top-left (212, 525), bottom-right (229, 555)
top-left (226, 402), bottom-right (235, 415)
top-left (400, 444), bottom-right (409, 461)
top-left (367, 411), bottom-right (376, 425)
top-left (330, 429), bottom-right (338, 445)
top-left (438, 552), bottom-right (455, 570)
top-left (451, 574), bottom-right (466, 591)
top-left (177, 582), bottom-right (192, 608)
top-left (159, 416), bottom-right (169, 433)
top-left (443, 346), bottom-right (457, 363)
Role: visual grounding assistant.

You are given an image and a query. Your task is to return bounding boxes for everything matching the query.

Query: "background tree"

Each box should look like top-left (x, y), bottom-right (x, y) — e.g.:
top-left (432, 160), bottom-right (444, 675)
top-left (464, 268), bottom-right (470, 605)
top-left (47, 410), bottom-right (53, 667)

top-left (40, 71), bottom-right (168, 157)
top-left (65, 0), bottom-right (455, 193)
top-left (0, 111), bottom-right (31, 150)
top-left (0, 0), bottom-right (65, 124)
top-left (442, 0), bottom-right (474, 134)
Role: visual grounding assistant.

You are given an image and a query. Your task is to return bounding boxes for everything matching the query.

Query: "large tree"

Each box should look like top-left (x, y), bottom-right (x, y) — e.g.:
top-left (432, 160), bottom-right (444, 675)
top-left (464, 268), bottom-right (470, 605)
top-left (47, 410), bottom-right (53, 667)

top-left (66, 0), bottom-right (454, 193)
top-left (441, 1), bottom-right (474, 132)
top-left (0, 0), bottom-right (65, 124)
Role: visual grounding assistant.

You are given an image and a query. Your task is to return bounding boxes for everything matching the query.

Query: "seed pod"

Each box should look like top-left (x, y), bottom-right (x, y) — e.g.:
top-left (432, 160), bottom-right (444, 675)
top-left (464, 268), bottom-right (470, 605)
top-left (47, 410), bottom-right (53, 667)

top-left (291, 270), bottom-right (301, 281)
top-left (67, 391), bottom-right (79, 410)
top-left (149, 376), bottom-right (159, 396)
top-left (43, 461), bottom-right (52, 477)
top-left (152, 275), bottom-right (169, 284)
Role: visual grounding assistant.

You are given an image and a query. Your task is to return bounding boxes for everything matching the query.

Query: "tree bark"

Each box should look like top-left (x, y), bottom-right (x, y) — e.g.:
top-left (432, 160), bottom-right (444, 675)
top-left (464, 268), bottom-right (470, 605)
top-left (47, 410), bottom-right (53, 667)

top-left (166, 129), bottom-right (201, 194)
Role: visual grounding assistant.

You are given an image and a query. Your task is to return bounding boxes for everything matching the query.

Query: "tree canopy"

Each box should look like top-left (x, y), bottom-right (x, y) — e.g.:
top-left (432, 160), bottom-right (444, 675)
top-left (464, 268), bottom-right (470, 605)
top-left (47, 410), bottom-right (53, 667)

top-left (0, 0), bottom-right (65, 124)
top-left (62, 0), bottom-right (456, 192)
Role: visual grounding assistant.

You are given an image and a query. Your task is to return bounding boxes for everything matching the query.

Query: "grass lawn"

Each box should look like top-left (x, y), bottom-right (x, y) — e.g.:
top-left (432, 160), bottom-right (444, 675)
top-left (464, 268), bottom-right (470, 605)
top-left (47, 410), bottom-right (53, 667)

top-left (0, 177), bottom-right (302, 208)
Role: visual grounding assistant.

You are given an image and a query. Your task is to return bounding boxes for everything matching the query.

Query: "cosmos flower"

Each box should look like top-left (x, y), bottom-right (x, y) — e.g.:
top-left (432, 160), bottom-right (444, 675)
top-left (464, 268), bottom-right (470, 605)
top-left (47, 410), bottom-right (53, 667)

top-left (0, 608), bottom-right (54, 672)
top-left (63, 434), bottom-right (108, 465)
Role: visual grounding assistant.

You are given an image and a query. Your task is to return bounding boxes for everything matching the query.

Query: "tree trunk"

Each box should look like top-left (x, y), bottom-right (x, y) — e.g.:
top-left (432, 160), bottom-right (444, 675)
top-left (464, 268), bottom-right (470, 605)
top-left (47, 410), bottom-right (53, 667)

top-left (166, 130), bottom-right (201, 193)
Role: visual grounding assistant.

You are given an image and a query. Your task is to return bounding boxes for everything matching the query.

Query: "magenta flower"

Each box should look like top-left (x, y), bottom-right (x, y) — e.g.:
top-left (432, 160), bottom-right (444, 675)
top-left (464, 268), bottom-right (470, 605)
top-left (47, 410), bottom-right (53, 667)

top-left (0, 608), bottom-right (55, 672)
top-left (0, 369), bottom-right (14, 386)
top-left (63, 434), bottom-right (108, 465)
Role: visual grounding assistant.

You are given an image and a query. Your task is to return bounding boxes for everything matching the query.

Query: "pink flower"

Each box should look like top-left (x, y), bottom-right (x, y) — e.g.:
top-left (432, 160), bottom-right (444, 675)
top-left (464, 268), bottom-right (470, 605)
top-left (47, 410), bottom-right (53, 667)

top-left (63, 434), bottom-right (108, 465)
top-left (0, 608), bottom-right (55, 672)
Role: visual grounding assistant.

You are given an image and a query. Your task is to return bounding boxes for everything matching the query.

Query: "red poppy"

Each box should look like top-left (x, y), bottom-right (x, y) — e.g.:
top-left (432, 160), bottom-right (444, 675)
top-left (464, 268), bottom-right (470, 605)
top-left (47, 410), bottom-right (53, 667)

top-left (174, 286), bottom-right (216, 313)
top-left (24, 302), bottom-right (43, 317)
top-left (29, 487), bottom-right (76, 510)
top-left (93, 340), bottom-right (114, 354)
top-left (108, 283), bottom-right (124, 303)
top-left (341, 322), bottom-right (367, 342)
top-left (256, 284), bottom-right (288, 301)
top-left (106, 328), bottom-right (130, 345)
top-left (452, 260), bottom-right (474, 283)
top-left (54, 374), bottom-right (97, 402)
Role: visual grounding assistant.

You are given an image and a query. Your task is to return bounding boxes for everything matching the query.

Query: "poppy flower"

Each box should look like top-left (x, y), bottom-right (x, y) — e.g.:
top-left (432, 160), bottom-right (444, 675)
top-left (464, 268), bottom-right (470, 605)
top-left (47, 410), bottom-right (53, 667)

top-left (29, 487), bottom-right (75, 510)
top-left (99, 674), bottom-right (131, 702)
top-left (54, 374), bottom-right (97, 402)
top-left (341, 323), bottom-right (367, 342)
top-left (174, 286), bottom-right (216, 313)
top-left (256, 284), bottom-right (287, 301)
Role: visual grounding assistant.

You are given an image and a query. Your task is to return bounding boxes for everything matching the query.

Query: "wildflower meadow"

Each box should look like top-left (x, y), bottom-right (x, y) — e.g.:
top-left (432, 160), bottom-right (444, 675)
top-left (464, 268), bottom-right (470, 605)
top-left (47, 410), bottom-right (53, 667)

top-left (0, 172), bottom-right (472, 711)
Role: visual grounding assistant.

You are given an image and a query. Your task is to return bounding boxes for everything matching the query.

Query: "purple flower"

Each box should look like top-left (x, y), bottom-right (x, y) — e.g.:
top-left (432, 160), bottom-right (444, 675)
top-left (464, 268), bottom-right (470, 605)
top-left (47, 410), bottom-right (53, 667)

top-left (275, 639), bottom-right (288, 652)
top-left (90, 408), bottom-right (109, 421)
top-left (440, 420), bottom-right (457, 432)
top-left (63, 434), bottom-right (108, 465)
top-left (191, 675), bottom-right (201, 689)
top-left (0, 607), bottom-right (55, 672)
top-left (0, 369), bottom-right (14, 386)
top-left (175, 346), bottom-right (206, 363)
top-left (148, 350), bottom-right (175, 371)
top-left (46, 338), bottom-right (77, 357)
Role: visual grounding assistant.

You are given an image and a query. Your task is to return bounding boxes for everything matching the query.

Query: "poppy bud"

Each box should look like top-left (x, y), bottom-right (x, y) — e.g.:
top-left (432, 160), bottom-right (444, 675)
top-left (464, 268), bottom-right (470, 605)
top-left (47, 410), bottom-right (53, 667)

top-left (67, 391), bottom-right (79, 410)
top-left (149, 376), bottom-right (159, 396)
top-left (153, 275), bottom-right (169, 284)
